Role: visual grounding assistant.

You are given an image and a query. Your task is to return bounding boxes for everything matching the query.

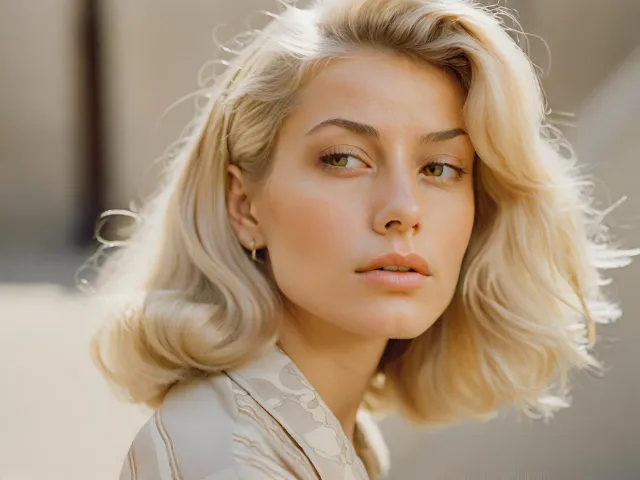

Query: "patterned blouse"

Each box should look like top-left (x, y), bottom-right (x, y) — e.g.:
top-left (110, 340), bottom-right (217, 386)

top-left (118, 346), bottom-right (390, 479)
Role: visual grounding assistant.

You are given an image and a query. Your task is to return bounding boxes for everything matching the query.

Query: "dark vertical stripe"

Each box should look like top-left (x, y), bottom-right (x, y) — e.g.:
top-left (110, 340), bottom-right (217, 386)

top-left (76, 0), bottom-right (106, 246)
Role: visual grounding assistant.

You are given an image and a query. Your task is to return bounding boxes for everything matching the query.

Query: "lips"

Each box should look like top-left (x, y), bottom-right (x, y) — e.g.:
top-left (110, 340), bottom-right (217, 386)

top-left (356, 267), bottom-right (427, 290)
top-left (356, 252), bottom-right (431, 277)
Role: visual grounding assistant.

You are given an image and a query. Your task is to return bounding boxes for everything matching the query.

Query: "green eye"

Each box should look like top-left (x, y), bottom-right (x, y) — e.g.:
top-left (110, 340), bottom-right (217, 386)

top-left (327, 155), bottom-right (350, 167)
top-left (424, 163), bottom-right (445, 176)
top-left (421, 161), bottom-right (465, 181)
top-left (319, 150), bottom-right (369, 174)
top-left (320, 152), bottom-right (361, 168)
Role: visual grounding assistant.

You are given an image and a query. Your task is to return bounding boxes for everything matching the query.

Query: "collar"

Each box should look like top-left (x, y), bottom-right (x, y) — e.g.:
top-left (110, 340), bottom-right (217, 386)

top-left (225, 345), bottom-right (371, 479)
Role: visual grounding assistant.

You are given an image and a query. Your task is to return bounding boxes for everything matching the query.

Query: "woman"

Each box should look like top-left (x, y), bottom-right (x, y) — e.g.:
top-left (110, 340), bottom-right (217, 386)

top-left (85, 0), bottom-right (636, 478)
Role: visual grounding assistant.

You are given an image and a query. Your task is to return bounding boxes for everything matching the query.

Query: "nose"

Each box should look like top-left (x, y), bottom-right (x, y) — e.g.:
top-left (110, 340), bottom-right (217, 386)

top-left (373, 174), bottom-right (422, 236)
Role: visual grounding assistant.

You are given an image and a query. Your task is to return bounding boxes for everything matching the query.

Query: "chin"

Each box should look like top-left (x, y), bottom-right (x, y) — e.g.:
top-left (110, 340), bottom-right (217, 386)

top-left (385, 320), bottom-right (437, 340)
top-left (374, 298), bottom-right (443, 336)
top-left (356, 310), bottom-right (440, 340)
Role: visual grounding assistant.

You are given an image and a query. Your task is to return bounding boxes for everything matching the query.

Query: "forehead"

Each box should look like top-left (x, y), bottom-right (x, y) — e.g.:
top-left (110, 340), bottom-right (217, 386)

top-left (289, 50), bottom-right (467, 132)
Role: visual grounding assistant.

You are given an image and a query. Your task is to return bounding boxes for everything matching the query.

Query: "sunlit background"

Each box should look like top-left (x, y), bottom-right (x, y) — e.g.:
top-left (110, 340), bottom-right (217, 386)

top-left (1, 1), bottom-right (639, 479)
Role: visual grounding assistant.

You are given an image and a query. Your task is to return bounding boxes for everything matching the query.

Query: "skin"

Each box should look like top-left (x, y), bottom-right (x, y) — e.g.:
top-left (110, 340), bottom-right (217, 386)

top-left (227, 50), bottom-right (476, 440)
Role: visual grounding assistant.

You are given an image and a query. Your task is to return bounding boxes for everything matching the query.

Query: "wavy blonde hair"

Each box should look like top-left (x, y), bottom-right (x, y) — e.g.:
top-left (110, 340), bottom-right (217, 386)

top-left (84, 0), bottom-right (635, 453)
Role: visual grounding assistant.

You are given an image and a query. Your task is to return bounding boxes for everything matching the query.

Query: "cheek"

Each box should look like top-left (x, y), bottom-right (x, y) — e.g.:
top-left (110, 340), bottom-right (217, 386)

top-left (258, 177), bottom-right (361, 283)
top-left (427, 189), bottom-right (475, 278)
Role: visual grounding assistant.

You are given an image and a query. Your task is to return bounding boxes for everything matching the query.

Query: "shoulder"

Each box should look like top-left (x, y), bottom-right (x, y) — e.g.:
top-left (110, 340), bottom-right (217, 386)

top-left (120, 374), bottom-right (240, 480)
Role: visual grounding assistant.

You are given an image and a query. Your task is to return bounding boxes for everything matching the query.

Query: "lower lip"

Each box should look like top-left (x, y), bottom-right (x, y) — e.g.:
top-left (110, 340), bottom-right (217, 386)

top-left (357, 270), bottom-right (427, 290)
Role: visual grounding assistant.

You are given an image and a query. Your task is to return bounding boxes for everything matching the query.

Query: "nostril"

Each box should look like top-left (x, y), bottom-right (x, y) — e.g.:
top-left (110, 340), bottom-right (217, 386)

top-left (384, 220), bottom-right (402, 229)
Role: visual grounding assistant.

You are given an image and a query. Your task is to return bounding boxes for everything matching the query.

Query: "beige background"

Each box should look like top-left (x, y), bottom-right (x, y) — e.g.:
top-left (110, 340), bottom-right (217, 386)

top-left (1, 1), bottom-right (639, 478)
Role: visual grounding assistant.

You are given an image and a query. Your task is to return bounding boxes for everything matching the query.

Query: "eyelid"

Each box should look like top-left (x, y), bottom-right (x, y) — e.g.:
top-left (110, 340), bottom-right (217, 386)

top-left (423, 153), bottom-right (467, 170)
top-left (321, 144), bottom-right (367, 157)
top-left (319, 145), bottom-right (372, 166)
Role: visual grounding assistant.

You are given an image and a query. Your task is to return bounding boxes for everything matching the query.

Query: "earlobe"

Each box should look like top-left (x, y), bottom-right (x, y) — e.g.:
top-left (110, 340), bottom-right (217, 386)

top-left (226, 164), bottom-right (265, 248)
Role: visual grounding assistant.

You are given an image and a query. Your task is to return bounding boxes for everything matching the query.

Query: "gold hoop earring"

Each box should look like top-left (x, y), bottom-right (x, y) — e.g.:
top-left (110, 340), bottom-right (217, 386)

top-left (249, 240), bottom-right (257, 262)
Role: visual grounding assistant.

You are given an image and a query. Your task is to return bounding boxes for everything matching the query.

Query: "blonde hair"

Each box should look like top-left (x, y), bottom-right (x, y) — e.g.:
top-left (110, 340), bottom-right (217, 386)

top-left (83, 0), bottom-right (636, 465)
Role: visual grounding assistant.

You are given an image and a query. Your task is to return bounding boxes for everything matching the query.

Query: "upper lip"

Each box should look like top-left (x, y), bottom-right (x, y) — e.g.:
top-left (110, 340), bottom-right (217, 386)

top-left (356, 252), bottom-right (431, 276)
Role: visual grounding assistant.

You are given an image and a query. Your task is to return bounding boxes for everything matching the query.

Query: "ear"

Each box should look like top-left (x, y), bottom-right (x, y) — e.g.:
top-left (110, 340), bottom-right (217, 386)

top-left (226, 164), bottom-right (265, 249)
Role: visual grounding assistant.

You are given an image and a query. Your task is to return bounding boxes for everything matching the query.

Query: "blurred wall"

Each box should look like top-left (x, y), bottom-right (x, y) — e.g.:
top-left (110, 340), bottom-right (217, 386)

top-left (518, 0), bottom-right (640, 111)
top-left (0, 0), bottom-right (82, 250)
top-left (100, 0), bottom-right (278, 209)
top-left (0, 0), bottom-right (277, 250)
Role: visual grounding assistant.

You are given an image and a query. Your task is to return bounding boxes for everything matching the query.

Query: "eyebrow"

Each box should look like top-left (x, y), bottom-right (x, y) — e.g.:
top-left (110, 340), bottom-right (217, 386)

top-left (305, 117), bottom-right (468, 144)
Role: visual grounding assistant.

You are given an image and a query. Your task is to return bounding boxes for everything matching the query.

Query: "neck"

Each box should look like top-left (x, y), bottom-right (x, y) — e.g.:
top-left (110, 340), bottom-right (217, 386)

top-left (277, 307), bottom-right (387, 441)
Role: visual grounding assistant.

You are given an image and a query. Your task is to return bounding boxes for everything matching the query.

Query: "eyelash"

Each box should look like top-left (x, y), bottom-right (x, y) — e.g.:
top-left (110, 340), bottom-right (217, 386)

top-left (319, 151), bottom-right (468, 180)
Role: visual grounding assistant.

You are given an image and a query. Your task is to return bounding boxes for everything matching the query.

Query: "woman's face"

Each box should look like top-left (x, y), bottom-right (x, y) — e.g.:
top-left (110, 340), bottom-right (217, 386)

top-left (252, 50), bottom-right (475, 340)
